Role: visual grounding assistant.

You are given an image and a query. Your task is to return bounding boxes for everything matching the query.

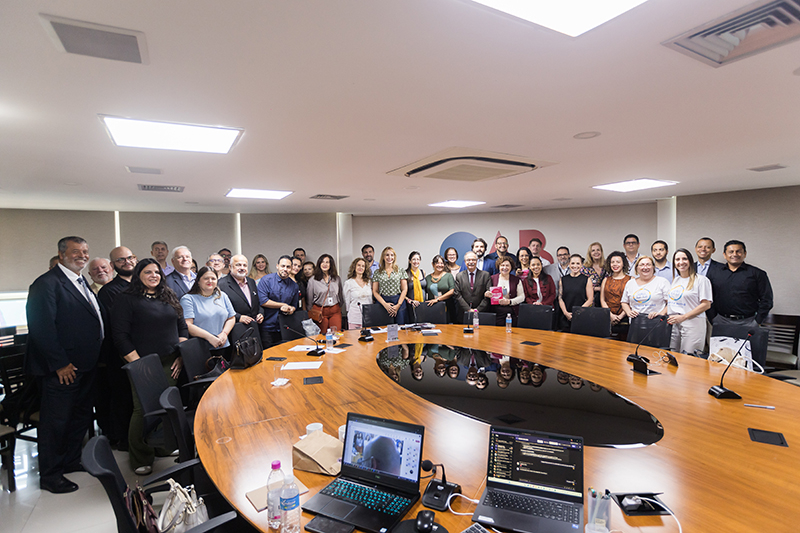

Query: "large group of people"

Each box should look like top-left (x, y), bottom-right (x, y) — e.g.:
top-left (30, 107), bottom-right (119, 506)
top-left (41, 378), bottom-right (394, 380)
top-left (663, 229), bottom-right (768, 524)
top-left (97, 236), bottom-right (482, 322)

top-left (26, 231), bottom-right (773, 493)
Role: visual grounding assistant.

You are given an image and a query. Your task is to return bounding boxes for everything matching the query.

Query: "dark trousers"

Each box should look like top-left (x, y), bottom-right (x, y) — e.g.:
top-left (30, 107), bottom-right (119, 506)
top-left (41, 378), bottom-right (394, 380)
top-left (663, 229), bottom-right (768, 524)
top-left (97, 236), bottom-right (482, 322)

top-left (38, 368), bottom-right (97, 481)
top-left (261, 329), bottom-right (282, 349)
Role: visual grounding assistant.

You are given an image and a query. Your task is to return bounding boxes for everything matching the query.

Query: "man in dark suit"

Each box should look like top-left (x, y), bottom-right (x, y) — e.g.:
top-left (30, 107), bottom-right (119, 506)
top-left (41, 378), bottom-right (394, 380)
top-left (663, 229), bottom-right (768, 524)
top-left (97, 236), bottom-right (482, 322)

top-left (164, 245), bottom-right (196, 299)
top-left (454, 251), bottom-right (491, 323)
top-left (695, 237), bottom-right (722, 277)
top-left (219, 254), bottom-right (263, 326)
top-left (25, 236), bottom-right (104, 493)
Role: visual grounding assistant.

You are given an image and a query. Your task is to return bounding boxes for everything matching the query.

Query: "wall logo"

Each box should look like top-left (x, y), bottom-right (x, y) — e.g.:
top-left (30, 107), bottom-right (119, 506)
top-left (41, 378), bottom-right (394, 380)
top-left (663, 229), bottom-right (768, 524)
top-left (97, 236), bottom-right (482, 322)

top-left (438, 229), bottom-right (552, 267)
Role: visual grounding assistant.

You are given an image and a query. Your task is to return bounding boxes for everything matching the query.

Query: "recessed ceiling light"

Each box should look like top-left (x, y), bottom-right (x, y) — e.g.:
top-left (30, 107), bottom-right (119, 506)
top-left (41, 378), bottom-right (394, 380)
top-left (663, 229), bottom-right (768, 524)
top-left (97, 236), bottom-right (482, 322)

top-left (428, 200), bottom-right (486, 208)
top-left (573, 131), bottom-right (601, 140)
top-left (100, 115), bottom-right (243, 154)
top-left (593, 178), bottom-right (677, 193)
top-left (469, 0), bottom-right (650, 37)
top-left (364, 198), bottom-right (376, 201)
top-left (226, 188), bottom-right (292, 200)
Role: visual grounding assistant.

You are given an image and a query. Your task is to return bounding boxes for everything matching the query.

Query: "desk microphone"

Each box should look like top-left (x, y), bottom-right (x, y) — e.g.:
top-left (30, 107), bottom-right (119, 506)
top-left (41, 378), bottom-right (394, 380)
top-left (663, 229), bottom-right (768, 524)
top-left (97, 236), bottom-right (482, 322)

top-left (420, 460), bottom-right (461, 511)
top-left (283, 325), bottom-right (326, 356)
top-left (627, 315), bottom-right (667, 363)
top-left (709, 330), bottom-right (753, 400)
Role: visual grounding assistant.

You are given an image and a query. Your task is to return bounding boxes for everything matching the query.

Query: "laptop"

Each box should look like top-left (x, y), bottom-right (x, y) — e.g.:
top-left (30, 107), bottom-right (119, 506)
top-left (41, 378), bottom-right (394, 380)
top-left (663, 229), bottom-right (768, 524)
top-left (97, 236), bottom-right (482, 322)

top-left (472, 426), bottom-right (584, 533)
top-left (302, 412), bottom-right (425, 533)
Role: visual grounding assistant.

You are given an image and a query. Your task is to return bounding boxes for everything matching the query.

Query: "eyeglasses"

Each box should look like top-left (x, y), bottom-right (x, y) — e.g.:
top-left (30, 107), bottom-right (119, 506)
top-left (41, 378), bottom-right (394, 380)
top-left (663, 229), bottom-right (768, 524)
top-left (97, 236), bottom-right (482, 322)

top-left (624, 241), bottom-right (638, 245)
top-left (208, 259), bottom-right (223, 263)
top-left (113, 255), bottom-right (136, 264)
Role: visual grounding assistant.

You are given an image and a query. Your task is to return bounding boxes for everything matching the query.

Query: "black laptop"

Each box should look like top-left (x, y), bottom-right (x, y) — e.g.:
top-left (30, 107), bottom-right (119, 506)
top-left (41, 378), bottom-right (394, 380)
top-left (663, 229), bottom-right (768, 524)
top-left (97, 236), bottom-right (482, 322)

top-left (472, 426), bottom-right (584, 533)
top-left (302, 413), bottom-right (425, 533)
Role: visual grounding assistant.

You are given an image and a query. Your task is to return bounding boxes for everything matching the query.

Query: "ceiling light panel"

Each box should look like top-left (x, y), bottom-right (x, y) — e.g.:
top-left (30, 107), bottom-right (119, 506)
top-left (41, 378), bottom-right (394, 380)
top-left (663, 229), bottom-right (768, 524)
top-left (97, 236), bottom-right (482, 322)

top-left (593, 178), bottom-right (677, 193)
top-left (100, 115), bottom-right (243, 154)
top-left (428, 200), bottom-right (486, 208)
top-left (226, 188), bottom-right (293, 200)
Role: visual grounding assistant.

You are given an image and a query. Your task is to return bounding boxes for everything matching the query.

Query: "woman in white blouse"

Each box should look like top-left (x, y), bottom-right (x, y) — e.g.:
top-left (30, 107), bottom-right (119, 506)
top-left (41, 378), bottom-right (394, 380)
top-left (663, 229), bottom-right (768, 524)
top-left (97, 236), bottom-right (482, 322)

top-left (621, 256), bottom-right (670, 319)
top-left (484, 256), bottom-right (525, 326)
top-left (667, 248), bottom-right (713, 354)
top-left (343, 258), bottom-right (373, 330)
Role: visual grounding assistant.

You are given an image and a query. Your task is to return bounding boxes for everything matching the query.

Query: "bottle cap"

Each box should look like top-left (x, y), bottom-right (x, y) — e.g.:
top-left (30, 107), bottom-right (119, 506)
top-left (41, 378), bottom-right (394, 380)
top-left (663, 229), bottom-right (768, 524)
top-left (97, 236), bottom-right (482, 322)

top-left (272, 460), bottom-right (281, 469)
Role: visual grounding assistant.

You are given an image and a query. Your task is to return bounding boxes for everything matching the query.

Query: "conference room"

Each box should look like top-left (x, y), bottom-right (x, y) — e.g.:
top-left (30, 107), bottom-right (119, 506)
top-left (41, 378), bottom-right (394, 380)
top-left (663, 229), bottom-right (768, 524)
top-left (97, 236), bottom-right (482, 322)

top-left (1, 1), bottom-right (800, 532)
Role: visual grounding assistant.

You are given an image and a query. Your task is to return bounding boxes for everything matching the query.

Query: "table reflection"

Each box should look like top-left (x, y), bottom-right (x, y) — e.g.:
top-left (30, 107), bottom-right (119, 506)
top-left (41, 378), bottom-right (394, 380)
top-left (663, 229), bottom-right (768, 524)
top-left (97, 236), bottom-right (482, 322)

top-left (376, 344), bottom-right (663, 447)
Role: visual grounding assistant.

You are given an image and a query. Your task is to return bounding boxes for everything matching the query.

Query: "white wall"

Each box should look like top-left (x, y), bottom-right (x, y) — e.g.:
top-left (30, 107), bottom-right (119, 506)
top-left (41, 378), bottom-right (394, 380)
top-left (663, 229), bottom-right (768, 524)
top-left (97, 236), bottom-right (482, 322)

top-left (241, 213), bottom-right (338, 270)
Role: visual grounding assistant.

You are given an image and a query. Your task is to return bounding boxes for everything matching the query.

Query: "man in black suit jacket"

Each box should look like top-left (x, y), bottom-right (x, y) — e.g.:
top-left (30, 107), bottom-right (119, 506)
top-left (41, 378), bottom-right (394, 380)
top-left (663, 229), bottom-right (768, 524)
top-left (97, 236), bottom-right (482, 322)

top-left (164, 245), bottom-right (196, 299)
top-left (454, 251), bottom-right (491, 323)
top-left (25, 236), bottom-right (104, 493)
top-left (219, 254), bottom-right (264, 326)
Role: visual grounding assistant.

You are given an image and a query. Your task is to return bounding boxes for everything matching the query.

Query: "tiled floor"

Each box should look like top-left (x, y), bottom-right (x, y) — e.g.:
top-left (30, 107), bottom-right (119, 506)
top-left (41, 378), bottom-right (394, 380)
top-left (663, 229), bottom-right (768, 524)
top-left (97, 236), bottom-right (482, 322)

top-left (0, 437), bottom-right (177, 533)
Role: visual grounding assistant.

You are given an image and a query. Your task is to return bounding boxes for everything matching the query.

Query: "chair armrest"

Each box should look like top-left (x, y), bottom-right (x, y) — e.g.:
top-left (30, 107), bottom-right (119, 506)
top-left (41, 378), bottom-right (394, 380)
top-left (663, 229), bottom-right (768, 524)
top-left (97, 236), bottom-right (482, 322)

top-left (142, 408), bottom-right (167, 419)
top-left (182, 377), bottom-right (217, 389)
top-left (142, 458), bottom-right (202, 488)
top-left (186, 511), bottom-right (237, 533)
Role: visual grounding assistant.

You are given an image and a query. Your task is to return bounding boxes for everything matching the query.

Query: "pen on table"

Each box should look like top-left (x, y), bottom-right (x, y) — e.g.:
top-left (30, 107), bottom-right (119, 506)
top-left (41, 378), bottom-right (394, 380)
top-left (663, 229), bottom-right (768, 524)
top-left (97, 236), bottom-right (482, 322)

top-left (744, 404), bottom-right (775, 410)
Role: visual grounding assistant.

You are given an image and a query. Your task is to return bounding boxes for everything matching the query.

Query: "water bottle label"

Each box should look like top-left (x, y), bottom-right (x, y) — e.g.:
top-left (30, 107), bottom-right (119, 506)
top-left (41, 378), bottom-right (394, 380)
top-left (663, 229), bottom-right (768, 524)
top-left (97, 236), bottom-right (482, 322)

top-left (280, 494), bottom-right (299, 510)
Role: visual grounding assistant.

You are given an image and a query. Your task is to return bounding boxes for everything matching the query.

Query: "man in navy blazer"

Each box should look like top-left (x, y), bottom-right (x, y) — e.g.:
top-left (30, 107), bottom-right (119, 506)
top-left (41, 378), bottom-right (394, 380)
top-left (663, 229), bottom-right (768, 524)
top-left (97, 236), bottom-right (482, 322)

top-left (164, 245), bottom-right (196, 299)
top-left (219, 254), bottom-right (263, 326)
top-left (25, 236), bottom-right (104, 493)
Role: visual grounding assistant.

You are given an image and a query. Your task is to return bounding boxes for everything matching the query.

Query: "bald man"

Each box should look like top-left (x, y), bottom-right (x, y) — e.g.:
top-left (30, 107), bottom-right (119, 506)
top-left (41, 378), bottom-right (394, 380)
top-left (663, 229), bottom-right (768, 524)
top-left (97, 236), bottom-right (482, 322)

top-left (218, 254), bottom-right (263, 325)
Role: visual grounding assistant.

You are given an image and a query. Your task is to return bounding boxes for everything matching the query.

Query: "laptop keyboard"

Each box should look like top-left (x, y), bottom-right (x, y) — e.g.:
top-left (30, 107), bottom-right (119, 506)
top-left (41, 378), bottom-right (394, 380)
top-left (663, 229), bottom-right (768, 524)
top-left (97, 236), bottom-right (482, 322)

top-left (321, 479), bottom-right (411, 516)
top-left (484, 489), bottom-right (580, 524)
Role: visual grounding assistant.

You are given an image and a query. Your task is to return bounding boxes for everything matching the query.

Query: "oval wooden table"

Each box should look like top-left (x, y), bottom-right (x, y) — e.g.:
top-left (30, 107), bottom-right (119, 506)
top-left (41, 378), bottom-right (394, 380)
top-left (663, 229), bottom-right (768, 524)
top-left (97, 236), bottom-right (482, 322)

top-left (195, 325), bottom-right (800, 533)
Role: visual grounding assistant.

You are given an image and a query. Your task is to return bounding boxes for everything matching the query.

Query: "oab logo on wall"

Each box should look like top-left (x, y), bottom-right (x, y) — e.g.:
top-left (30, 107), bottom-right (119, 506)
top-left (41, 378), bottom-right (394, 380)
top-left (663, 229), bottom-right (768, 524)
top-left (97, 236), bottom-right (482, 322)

top-left (438, 229), bottom-right (553, 267)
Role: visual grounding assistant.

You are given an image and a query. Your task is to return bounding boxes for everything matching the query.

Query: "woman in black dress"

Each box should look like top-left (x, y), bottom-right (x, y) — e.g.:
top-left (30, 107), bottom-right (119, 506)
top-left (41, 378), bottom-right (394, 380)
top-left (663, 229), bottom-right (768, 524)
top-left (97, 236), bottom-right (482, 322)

top-left (557, 254), bottom-right (593, 332)
top-left (111, 258), bottom-right (188, 475)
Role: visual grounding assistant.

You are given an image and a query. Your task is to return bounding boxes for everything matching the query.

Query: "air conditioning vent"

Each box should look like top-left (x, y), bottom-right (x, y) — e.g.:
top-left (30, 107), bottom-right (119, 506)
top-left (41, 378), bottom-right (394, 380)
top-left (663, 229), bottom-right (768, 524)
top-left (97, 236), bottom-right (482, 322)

top-left (663, 0), bottom-right (800, 67)
top-left (40, 14), bottom-right (148, 64)
top-left (387, 147), bottom-right (556, 182)
top-left (126, 166), bottom-right (162, 175)
top-left (748, 163), bottom-right (786, 171)
top-left (310, 194), bottom-right (349, 200)
top-left (491, 204), bottom-right (524, 209)
top-left (138, 184), bottom-right (184, 193)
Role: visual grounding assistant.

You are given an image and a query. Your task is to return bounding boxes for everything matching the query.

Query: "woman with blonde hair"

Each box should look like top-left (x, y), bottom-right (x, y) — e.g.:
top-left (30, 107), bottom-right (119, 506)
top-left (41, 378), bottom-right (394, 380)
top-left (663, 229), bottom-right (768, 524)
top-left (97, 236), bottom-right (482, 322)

top-left (580, 242), bottom-right (607, 307)
top-left (249, 254), bottom-right (270, 281)
top-left (667, 248), bottom-right (713, 354)
top-left (372, 247), bottom-right (409, 324)
top-left (621, 256), bottom-right (670, 319)
top-left (343, 258), bottom-right (373, 330)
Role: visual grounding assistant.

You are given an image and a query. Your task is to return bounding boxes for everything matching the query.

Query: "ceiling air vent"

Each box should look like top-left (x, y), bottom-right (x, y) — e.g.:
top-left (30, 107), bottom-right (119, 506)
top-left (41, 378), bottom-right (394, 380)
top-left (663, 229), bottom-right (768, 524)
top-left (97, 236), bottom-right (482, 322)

top-left (387, 147), bottom-right (556, 182)
top-left (748, 163), bottom-right (786, 171)
top-left (138, 184), bottom-right (184, 193)
top-left (40, 14), bottom-right (149, 64)
top-left (310, 194), bottom-right (349, 200)
top-left (663, 0), bottom-right (800, 67)
top-left (126, 166), bottom-right (162, 175)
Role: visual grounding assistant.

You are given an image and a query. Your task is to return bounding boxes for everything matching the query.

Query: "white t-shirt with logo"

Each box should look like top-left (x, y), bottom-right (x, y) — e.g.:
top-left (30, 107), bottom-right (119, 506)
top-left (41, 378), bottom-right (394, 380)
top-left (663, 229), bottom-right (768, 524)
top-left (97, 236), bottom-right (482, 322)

top-left (622, 276), bottom-right (670, 314)
top-left (667, 274), bottom-right (712, 318)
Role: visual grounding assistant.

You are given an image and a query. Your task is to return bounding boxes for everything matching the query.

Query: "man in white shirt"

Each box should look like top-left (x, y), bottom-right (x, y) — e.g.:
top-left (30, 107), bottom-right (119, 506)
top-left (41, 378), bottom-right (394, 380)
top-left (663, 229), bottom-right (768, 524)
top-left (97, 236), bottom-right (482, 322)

top-left (528, 238), bottom-right (551, 266)
top-left (150, 241), bottom-right (174, 276)
top-left (695, 237), bottom-right (720, 276)
top-left (651, 240), bottom-right (673, 282)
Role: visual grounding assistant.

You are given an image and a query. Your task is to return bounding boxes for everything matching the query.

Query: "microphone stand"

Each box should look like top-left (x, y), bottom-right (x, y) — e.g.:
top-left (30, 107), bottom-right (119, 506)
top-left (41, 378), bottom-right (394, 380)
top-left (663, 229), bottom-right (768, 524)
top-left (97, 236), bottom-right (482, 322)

top-left (284, 325), bottom-right (326, 356)
top-left (421, 460), bottom-right (461, 511)
top-left (709, 332), bottom-right (753, 399)
top-left (628, 315), bottom-right (667, 361)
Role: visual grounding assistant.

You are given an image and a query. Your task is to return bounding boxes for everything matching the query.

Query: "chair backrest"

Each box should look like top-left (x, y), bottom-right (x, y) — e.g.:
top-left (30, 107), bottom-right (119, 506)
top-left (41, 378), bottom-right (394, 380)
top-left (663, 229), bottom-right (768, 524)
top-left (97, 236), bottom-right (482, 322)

top-left (82, 436), bottom-right (138, 533)
top-left (627, 316), bottom-right (673, 349)
top-left (0, 351), bottom-right (39, 428)
top-left (762, 314), bottom-right (800, 356)
top-left (461, 311), bottom-right (496, 326)
top-left (570, 307), bottom-right (611, 338)
top-left (0, 326), bottom-right (15, 347)
top-left (178, 338), bottom-right (213, 382)
top-left (412, 302), bottom-right (447, 324)
top-left (279, 310), bottom-right (310, 341)
top-left (517, 304), bottom-right (554, 331)
top-left (159, 387), bottom-right (195, 463)
top-left (123, 354), bottom-right (170, 425)
top-left (711, 324), bottom-right (769, 367)
top-left (363, 304), bottom-right (394, 328)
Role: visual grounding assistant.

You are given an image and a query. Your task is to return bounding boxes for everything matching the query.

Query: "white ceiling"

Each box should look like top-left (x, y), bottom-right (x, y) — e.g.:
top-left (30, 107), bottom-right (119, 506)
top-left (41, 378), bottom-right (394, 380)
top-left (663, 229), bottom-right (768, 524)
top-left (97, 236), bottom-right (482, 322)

top-left (1, 0), bottom-right (799, 216)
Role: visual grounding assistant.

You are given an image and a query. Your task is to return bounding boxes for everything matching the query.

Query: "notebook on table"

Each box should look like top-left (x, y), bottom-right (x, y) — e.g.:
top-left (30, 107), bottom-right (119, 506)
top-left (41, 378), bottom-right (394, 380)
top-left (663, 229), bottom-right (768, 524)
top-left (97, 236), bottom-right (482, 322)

top-left (472, 426), bottom-right (584, 533)
top-left (302, 412), bottom-right (425, 533)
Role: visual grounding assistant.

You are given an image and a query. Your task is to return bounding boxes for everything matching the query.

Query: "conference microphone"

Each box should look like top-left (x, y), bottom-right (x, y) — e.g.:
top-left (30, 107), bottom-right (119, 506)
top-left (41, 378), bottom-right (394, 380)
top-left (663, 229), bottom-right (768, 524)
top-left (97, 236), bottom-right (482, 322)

top-left (709, 330), bottom-right (754, 400)
top-left (627, 315), bottom-right (668, 362)
top-left (420, 460), bottom-right (461, 511)
top-left (283, 325), bottom-right (326, 356)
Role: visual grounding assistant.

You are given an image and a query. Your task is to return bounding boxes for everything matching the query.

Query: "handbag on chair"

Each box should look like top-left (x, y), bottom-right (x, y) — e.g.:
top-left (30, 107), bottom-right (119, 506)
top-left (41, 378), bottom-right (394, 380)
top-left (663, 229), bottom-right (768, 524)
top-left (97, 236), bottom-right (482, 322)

top-left (157, 479), bottom-right (209, 533)
top-left (229, 327), bottom-right (262, 369)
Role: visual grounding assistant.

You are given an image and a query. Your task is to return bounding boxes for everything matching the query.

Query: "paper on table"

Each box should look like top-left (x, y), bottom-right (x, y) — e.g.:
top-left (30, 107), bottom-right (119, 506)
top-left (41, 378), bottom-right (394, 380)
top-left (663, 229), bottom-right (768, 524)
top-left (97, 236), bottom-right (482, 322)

top-left (325, 347), bottom-right (345, 354)
top-left (283, 361), bottom-right (323, 370)
top-left (288, 345), bottom-right (323, 352)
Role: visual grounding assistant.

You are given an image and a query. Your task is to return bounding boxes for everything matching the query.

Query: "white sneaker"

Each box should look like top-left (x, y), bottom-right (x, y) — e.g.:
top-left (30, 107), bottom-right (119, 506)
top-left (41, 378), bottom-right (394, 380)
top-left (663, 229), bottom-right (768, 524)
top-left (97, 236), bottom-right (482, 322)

top-left (134, 465), bottom-right (152, 476)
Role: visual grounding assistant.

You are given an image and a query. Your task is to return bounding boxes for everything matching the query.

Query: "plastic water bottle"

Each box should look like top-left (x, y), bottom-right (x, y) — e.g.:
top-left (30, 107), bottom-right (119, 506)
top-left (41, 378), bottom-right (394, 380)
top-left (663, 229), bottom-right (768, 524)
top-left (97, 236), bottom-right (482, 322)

top-left (473, 309), bottom-right (479, 330)
top-left (280, 473), bottom-right (301, 533)
top-left (266, 460), bottom-right (284, 530)
top-left (325, 328), bottom-right (333, 350)
top-left (506, 313), bottom-right (512, 333)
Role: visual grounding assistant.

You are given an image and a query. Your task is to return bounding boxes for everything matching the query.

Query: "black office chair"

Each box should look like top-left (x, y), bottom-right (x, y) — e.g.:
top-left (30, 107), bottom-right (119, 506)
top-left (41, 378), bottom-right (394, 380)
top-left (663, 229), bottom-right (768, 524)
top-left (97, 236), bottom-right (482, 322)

top-left (178, 338), bottom-right (214, 381)
top-left (0, 423), bottom-right (15, 492)
top-left (278, 310), bottom-right (310, 341)
top-left (0, 350), bottom-right (39, 443)
top-left (710, 324), bottom-right (768, 368)
top-left (362, 304), bottom-right (394, 328)
top-left (123, 354), bottom-right (174, 450)
top-left (627, 316), bottom-right (673, 349)
top-left (81, 435), bottom-right (237, 533)
top-left (412, 302), bottom-right (447, 324)
top-left (159, 387), bottom-right (195, 463)
top-left (569, 307), bottom-right (611, 338)
top-left (461, 311), bottom-right (495, 326)
top-left (517, 304), bottom-right (554, 331)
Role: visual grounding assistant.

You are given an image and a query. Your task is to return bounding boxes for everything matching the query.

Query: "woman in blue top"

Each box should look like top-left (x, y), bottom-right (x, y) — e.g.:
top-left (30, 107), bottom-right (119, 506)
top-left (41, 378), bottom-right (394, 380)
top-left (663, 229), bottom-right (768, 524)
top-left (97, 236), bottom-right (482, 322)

top-left (180, 266), bottom-right (236, 357)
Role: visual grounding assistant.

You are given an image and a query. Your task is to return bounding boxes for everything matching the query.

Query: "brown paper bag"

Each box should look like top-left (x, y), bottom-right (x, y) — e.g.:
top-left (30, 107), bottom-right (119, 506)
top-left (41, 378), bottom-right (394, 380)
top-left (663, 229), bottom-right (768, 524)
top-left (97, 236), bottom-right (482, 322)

top-left (292, 431), bottom-right (343, 476)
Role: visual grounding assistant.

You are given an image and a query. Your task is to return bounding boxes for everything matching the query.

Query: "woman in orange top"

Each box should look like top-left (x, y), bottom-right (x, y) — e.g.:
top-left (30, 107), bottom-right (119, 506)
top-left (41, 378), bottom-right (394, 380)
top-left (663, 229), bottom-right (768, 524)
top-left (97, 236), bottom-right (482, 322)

top-left (600, 251), bottom-right (631, 338)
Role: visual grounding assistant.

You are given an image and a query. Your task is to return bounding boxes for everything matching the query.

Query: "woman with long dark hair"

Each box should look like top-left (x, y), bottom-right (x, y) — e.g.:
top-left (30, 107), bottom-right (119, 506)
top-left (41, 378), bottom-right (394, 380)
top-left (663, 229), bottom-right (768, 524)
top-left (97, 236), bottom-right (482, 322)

top-left (180, 266), bottom-right (236, 357)
top-left (111, 258), bottom-right (188, 475)
top-left (306, 253), bottom-right (344, 332)
top-left (343, 258), bottom-right (373, 330)
top-left (520, 256), bottom-right (556, 306)
top-left (667, 248), bottom-right (713, 354)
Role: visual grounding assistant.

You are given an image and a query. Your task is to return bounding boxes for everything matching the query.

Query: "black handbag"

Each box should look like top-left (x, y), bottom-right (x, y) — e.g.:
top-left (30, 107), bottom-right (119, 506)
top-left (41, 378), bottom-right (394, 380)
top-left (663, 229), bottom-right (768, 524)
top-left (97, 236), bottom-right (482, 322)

top-left (229, 327), bottom-right (262, 369)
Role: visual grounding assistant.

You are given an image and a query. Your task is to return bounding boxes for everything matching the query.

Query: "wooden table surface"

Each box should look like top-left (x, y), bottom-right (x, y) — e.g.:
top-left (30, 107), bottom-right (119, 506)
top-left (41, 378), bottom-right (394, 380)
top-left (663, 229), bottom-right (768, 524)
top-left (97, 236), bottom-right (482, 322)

top-left (194, 325), bottom-right (800, 533)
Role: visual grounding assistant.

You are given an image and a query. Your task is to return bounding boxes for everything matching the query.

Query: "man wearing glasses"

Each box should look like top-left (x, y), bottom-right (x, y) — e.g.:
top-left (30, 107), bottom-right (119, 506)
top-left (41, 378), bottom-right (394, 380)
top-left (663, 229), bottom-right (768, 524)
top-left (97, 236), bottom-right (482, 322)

top-left (545, 247), bottom-right (571, 280)
top-left (623, 234), bottom-right (641, 276)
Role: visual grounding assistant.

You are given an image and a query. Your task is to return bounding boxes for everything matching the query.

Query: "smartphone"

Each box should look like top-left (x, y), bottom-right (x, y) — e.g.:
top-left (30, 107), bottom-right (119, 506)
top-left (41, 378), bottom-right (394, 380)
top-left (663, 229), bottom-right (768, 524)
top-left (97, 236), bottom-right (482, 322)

top-left (266, 356), bottom-right (287, 361)
top-left (304, 376), bottom-right (324, 385)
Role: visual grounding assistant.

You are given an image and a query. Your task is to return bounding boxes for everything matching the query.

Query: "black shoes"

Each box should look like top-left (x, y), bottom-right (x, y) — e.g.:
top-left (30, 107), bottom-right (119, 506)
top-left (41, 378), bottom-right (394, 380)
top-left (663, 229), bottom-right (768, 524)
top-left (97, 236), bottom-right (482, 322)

top-left (40, 475), bottom-right (79, 494)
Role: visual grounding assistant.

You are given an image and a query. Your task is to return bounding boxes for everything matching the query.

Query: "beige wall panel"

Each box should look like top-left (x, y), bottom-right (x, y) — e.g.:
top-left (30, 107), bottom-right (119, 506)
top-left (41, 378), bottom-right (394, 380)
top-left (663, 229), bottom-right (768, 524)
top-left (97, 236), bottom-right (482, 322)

top-left (240, 213), bottom-right (338, 270)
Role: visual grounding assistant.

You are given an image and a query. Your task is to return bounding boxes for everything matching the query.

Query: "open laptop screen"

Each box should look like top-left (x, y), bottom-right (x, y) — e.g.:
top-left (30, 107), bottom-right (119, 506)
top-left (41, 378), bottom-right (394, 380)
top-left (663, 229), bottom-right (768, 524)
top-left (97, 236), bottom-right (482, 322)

top-left (341, 413), bottom-right (424, 489)
top-left (488, 427), bottom-right (583, 500)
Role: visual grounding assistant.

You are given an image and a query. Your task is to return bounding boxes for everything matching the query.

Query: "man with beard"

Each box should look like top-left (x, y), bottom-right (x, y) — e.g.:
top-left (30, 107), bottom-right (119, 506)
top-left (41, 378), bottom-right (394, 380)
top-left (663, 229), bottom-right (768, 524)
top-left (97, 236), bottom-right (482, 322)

top-left (96, 246), bottom-right (138, 450)
top-left (219, 254), bottom-right (263, 326)
top-left (88, 257), bottom-right (114, 294)
top-left (472, 238), bottom-right (488, 271)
